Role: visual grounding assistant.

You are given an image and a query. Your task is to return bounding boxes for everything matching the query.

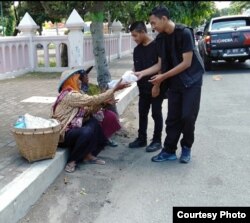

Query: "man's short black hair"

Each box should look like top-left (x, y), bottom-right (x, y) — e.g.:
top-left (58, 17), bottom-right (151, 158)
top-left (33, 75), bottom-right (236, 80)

top-left (149, 5), bottom-right (171, 19)
top-left (129, 21), bottom-right (147, 33)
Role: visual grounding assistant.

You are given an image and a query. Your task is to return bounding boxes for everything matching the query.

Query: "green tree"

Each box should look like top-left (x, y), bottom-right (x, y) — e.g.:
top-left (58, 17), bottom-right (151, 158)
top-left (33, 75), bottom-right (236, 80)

top-left (107, 1), bottom-right (216, 29)
top-left (105, 1), bottom-right (144, 32)
top-left (5, 6), bottom-right (15, 36)
top-left (14, 1), bottom-right (47, 35)
top-left (1, 1), bottom-right (12, 36)
top-left (89, 1), bottom-right (111, 90)
top-left (230, 1), bottom-right (250, 14)
top-left (37, 1), bottom-right (113, 91)
top-left (2, 1), bottom-right (218, 89)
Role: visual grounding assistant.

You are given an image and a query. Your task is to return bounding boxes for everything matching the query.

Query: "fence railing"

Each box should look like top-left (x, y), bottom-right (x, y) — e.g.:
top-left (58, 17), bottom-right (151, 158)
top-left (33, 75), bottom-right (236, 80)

top-left (0, 32), bottom-right (138, 80)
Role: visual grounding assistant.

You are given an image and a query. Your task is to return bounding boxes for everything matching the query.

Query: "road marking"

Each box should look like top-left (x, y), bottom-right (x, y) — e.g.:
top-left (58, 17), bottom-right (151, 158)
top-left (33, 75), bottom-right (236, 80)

top-left (21, 96), bottom-right (56, 104)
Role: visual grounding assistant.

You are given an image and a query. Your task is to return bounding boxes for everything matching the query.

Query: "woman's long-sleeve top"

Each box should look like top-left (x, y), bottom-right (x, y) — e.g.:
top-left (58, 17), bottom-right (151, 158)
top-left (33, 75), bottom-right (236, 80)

top-left (51, 89), bottom-right (114, 142)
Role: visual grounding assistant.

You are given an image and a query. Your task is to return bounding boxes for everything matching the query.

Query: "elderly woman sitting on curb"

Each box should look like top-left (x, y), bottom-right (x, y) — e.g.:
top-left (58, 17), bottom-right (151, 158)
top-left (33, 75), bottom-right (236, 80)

top-left (79, 66), bottom-right (122, 147)
top-left (51, 67), bottom-right (129, 173)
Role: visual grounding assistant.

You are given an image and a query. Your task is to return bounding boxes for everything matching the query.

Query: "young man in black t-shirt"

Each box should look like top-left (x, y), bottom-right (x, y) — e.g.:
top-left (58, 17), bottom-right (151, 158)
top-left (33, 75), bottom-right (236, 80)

top-left (135, 6), bottom-right (204, 163)
top-left (128, 21), bottom-right (165, 153)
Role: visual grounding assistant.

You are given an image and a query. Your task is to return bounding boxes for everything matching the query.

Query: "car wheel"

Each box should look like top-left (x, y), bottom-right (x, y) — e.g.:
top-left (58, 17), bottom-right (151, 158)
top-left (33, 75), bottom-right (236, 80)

top-left (225, 59), bottom-right (236, 63)
top-left (238, 59), bottom-right (246, 63)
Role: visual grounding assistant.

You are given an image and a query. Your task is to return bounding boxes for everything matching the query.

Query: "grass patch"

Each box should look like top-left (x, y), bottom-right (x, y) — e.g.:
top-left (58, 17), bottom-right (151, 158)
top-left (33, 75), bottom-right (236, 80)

top-left (16, 72), bottom-right (61, 79)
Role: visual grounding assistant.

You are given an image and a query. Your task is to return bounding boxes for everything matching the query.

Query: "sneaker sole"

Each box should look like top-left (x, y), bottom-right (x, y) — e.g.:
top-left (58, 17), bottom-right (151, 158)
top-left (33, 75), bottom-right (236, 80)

top-left (151, 156), bottom-right (177, 162)
top-left (129, 145), bottom-right (147, 148)
top-left (145, 147), bottom-right (162, 153)
top-left (179, 159), bottom-right (190, 164)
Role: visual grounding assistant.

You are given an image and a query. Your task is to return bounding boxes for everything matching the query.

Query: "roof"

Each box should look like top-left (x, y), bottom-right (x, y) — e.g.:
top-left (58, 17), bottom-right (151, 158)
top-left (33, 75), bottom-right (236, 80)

top-left (212, 14), bottom-right (250, 21)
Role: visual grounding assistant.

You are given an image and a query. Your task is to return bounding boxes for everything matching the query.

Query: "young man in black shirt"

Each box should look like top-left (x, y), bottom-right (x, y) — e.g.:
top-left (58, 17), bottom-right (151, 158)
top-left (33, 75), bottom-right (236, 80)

top-left (128, 21), bottom-right (165, 152)
top-left (135, 6), bottom-right (204, 163)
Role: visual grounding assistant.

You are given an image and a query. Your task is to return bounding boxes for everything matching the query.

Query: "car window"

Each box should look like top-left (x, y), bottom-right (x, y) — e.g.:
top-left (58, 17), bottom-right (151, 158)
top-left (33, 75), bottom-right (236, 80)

top-left (203, 22), bottom-right (209, 35)
top-left (211, 19), bottom-right (247, 30)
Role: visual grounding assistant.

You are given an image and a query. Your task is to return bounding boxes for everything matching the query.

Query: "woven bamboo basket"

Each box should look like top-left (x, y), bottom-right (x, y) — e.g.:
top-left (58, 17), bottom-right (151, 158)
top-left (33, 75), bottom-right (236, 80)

top-left (12, 124), bottom-right (61, 163)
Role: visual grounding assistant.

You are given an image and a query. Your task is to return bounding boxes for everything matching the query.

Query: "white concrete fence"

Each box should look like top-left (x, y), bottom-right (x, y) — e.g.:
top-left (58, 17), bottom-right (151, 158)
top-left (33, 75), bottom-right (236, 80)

top-left (0, 9), bottom-right (150, 80)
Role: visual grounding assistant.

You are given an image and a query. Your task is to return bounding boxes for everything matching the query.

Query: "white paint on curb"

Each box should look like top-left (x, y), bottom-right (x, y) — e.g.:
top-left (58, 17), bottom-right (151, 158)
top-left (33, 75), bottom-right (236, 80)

top-left (0, 149), bottom-right (68, 223)
top-left (116, 82), bottom-right (138, 115)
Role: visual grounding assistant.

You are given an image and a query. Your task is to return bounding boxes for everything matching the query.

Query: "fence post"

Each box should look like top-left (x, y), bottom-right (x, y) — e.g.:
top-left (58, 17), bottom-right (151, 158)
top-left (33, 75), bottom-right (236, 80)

top-left (118, 32), bottom-right (122, 59)
top-left (16, 12), bottom-right (39, 71)
top-left (111, 20), bottom-right (123, 59)
top-left (65, 9), bottom-right (84, 68)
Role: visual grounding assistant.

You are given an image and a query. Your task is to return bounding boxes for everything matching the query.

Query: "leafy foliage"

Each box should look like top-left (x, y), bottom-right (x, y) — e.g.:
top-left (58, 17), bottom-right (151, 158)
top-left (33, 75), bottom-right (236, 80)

top-left (230, 1), bottom-right (250, 14)
top-left (87, 83), bottom-right (101, 95)
top-left (0, 1), bottom-right (12, 35)
top-left (5, 8), bottom-right (15, 36)
top-left (105, 1), bottom-right (216, 29)
top-left (1, 1), bottom-right (220, 36)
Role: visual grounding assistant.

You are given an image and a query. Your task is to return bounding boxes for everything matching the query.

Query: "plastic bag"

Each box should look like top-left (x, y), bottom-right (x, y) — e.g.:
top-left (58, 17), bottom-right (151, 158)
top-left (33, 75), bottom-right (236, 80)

top-left (108, 70), bottom-right (138, 88)
top-left (108, 80), bottom-right (120, 89)
top-left (14, 116), bottom-right (26, 128)
top-left (24, 113), bottom-right (60, 129)
top-left (122, 70), bottom-right (138, 83)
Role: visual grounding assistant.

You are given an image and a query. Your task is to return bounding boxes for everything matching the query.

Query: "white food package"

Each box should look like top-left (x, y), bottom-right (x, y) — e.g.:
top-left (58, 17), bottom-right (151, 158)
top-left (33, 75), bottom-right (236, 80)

top-left (122, 70), bottom-right (138, 83)
top-left (108, 70), bottom-right (138, 88)
top-left (107, 80), bottom-right (120, 89)
top-left (24, 113), bottom-right (60, 129)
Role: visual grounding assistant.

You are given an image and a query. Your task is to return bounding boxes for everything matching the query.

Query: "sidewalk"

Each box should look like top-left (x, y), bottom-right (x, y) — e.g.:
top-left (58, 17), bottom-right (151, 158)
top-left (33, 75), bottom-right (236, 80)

top-left (0, 54), bottom-right (138, 223)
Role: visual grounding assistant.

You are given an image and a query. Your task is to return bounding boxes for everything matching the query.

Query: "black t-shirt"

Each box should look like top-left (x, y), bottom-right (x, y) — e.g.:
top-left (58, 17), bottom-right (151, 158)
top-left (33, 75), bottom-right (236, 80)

top-left (133, 40), bottom-right (158, 95)
top-left (163, 32), bottom-right (184, 89)
top-left (157, 25), bottom-right (204, 90)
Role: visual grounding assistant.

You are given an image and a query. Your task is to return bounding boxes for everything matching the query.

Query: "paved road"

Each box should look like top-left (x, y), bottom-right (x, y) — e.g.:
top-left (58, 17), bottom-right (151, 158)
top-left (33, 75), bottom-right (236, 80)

top-left (96, 62), bottom-right (250, 222)
top-left (19, 60), bottom-right (250, 223)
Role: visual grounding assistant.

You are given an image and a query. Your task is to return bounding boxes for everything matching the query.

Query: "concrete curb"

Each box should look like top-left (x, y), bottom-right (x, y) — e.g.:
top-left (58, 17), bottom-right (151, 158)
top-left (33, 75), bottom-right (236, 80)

top-left (0, 84), bottom-right (138, 223)
top-left (116, 83), bottom-right (138, 115)
top-left (0, 149), bottom-right (68, 223)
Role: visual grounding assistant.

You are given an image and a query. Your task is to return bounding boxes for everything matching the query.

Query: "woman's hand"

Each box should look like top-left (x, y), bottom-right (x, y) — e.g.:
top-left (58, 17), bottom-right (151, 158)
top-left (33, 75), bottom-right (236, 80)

top-left (113, 78), bottom-right (131, 92)
top-left (104, 97), bottom-right (118, 105)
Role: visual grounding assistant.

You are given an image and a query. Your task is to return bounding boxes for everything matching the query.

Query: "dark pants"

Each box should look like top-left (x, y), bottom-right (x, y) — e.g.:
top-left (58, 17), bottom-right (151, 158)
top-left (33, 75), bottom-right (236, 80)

top-left (164, 86), bottom-right (201, 153)
top-left (138, 94), bottom-right (164, 142)
top-left (63, 117), bottom-right (107, 163)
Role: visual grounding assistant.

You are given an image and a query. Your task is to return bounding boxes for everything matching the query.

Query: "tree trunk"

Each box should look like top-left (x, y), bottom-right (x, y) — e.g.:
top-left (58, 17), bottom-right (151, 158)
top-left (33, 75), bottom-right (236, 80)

top-left (90, 1), bottom-right (117, 114)
top-left (89, 1), bottom-right (111, 91)
top-left (90, 21), bottom-right (111, 91)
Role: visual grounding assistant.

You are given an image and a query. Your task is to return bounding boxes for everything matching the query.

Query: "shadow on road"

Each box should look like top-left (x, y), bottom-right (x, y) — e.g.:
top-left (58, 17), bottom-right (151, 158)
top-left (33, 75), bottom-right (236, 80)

top-left (206, 59), bottom-right (250, 75)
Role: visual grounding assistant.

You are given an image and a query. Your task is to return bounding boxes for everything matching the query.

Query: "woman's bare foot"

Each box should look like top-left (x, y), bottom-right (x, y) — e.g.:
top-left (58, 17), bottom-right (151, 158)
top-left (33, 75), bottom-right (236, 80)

top-left (83, 153), bottom-right (105, 165)
top-left (65, 161), bottom-right (77, 173)
top-left (84, 153), bottom-right (95, 161)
